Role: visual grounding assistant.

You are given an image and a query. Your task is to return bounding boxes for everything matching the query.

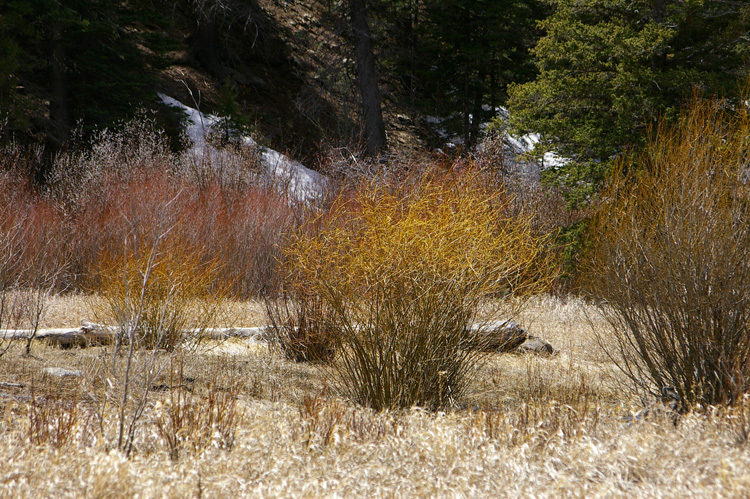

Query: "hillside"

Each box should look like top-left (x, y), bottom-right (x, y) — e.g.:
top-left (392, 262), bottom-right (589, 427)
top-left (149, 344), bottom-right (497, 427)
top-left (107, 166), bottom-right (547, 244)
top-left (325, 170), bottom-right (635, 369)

top-left (3, 0), bottom-right (503, 167)
top-left (3, 0), bottom-right (748, 199)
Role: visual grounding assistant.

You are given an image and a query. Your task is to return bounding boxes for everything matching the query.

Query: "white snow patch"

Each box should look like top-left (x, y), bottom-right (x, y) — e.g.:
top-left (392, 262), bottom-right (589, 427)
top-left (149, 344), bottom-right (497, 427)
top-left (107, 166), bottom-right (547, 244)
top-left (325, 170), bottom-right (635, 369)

top-left (158, 93), bottom-right (326, 201)
top-left (259, 147), bottom-right (326, 201)
top-left (542, 151), bottom-right (569, 169)
top-left (425, 106), bottom-right (570, 172)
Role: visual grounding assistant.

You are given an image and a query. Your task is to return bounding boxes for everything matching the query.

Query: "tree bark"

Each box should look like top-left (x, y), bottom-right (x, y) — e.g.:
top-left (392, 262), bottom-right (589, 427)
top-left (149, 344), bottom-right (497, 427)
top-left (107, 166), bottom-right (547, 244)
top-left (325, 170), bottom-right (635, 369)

top-left (349, 0), bottom-right (386, 156)
top-left (462, 67), bottom-right (471, 146)
top-left (49, 14), bottom-right (70, 148)
top-left (469, 67), bottom-right (485, 146)
top-left (651, 0), bottom-right (668, 72)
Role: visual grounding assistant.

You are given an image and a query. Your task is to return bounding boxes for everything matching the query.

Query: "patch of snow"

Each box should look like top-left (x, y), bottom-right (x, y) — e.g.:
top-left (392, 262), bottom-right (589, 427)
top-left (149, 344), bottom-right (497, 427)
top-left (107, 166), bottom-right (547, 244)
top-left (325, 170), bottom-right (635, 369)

top-left (259, 147), bottom-right (326, 201)
top-left (542, 151), bottom-right (569, 169)
top-left (424, 115), bottom-right (450, 139)
top-left (158, 94), bottom-right (222, 150)
top-left (424, 105), bottom-right (570, 175)
top-left (158, 93), bottom-right (326, 201)
top-left (424, 115), bottom-right (462, 148)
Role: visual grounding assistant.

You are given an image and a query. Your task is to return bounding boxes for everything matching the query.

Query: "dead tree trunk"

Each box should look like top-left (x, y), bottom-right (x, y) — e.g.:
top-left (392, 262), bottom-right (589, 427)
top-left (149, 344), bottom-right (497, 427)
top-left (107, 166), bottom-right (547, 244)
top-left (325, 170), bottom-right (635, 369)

top-left (349, 0), bottom-right (387, 156)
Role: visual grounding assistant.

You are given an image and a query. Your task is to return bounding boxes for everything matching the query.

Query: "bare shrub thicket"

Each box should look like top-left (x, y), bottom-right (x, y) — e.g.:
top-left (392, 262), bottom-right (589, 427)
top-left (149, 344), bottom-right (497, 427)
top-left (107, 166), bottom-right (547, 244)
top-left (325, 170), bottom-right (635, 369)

top-left (583, 94), bottom-right (750, 408)
top-left (89, 207), bottom-right (228, 456)
top-left (177, 139), bottom-right (264, 191)
top-left (315, 143), bottom-right (381, 186)
top-left (266, 292), bottom-right (338, 363)
top-left (47, 116), bottom-right (174, 210)
top-left (0, 115), bottom-right (297, 299)
top-left (179, 183), bottom-right (298, 298)
top-left (474, 133), bottom-right (585, 235)
top-left (0, 167), bottom-right (68, 355)
top-left (282, 168), bottom-right (557, 411)
top-left (473, 134), bottom-right (587, 294)
top-left (94, 218), bottom-right (227, 352)
top-left (9, 116), bottom-right (290, 454)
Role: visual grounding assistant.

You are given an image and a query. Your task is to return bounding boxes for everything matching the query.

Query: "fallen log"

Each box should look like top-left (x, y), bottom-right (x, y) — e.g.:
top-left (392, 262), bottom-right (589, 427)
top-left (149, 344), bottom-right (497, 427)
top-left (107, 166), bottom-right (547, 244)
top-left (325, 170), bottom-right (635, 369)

top-left (0, 323), bottom-right (270, 348)
top-left (468, 320), bottom-right (528, 352)
top-left (185, 326), bottom-right (268, 341)
top-left (0, 321), bottom-right (553, 354)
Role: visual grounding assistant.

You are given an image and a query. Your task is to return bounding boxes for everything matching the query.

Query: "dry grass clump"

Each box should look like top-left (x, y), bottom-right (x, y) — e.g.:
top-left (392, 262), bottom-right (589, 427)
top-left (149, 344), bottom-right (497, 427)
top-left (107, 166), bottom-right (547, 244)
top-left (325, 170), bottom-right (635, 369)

top-left (155, 358), bottom-right (244, 461)
top-left (583, 93), bottom-right (750, 408)
top-left (19, 293), bottom-right (266, 331)
top-left (26, 389), bottom-right (82, 449)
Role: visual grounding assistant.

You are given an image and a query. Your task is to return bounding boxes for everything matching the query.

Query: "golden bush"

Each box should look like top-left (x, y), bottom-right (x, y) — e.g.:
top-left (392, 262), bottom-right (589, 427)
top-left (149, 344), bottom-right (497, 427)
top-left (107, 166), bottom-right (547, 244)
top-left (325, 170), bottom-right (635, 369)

top-left (95, 233), bottom-right (226, 351)
top-left (283, 168), bottom-right (557, 410)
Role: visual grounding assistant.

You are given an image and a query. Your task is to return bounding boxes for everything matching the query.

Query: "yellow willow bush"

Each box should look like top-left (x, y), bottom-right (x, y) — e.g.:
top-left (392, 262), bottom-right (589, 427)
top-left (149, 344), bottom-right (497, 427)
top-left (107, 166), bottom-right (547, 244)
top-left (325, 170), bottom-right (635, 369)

top-left (583, 93), bottom-right (750, 408)
top-left (95, 233), bottom-right (227, 352)
top-left (284, 168), bottom-right (557, 411)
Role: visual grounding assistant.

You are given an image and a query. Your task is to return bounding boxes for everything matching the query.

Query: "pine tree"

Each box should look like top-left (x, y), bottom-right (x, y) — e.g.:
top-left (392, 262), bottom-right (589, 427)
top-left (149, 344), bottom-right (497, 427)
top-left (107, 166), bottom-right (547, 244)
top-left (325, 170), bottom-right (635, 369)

top-left (0, 0), bottom-right (52, 139)
top-left (417, 0), bottom-right (545, 145)
top-left (350, 0), bottom-right (387, 155)
top-left (0, 0), bottom-right (165, 146)
top-left (509, 0), bottom-right (749, 204)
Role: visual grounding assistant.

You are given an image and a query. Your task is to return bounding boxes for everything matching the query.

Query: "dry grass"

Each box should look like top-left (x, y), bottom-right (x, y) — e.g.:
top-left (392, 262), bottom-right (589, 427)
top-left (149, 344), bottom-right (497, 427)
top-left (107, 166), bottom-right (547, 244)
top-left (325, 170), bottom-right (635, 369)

top-left (1, 294), bottom-right (749, 497)
top-left (32, 294), bottom-right (267, 330)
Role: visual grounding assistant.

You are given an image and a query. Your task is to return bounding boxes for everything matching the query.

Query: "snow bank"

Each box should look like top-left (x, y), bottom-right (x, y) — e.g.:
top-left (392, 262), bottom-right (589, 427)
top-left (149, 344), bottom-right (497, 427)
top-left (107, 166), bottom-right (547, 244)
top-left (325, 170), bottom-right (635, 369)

top-left (158, 93), bottom-right (326, 201)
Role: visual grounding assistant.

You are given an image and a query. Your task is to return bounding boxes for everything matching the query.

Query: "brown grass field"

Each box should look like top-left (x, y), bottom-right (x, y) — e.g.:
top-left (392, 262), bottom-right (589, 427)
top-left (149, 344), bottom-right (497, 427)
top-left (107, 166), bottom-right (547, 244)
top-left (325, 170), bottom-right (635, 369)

top-left (1, 295), bottom-right (749, 498)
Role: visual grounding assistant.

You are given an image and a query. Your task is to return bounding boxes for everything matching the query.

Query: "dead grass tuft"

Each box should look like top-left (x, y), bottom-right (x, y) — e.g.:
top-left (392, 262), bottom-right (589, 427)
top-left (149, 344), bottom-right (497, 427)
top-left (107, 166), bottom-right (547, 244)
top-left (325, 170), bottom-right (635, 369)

top-left (155, 357), bottom-right (244, 460)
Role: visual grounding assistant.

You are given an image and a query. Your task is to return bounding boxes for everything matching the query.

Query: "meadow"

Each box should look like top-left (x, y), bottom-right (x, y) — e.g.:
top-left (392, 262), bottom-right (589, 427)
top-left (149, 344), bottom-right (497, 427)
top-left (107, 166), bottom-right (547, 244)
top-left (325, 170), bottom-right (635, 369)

top-left (0, 295), bottom-right (749, 498)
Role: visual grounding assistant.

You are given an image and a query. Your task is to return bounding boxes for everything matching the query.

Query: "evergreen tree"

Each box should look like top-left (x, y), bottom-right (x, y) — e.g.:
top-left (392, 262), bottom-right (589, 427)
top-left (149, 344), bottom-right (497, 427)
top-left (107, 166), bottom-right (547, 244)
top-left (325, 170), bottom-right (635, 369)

top-left (350, 0), bottom-right (387, 155)
top-left (417, 0), bottom-right (545, 145)
top-left (0, 16), bottom-right (22, 135)
top-left (215, 77), bottom-right (252, 143)
top-left (366, 0), bottom-right (545, 146)
top-left (0, 1), bottom-right (53, 139)
top-left (509, 0), bottom-right (750, 203)
top-left (0, 0), bottom-right (168, 146)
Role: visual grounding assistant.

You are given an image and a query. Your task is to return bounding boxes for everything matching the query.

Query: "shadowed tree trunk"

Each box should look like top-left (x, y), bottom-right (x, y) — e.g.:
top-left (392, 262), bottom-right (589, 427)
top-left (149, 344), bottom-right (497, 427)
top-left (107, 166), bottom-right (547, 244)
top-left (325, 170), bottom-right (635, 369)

top-left (349, 0), bottom-right (386, 156)
top-left (469, 67), bottom-right (485, 146)
top-left (462, 67), bottom-right (470, 146)
top-left (42, 7), bottom-right (71, 184)
top-left (49, 14), bottom-right (70, 149)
